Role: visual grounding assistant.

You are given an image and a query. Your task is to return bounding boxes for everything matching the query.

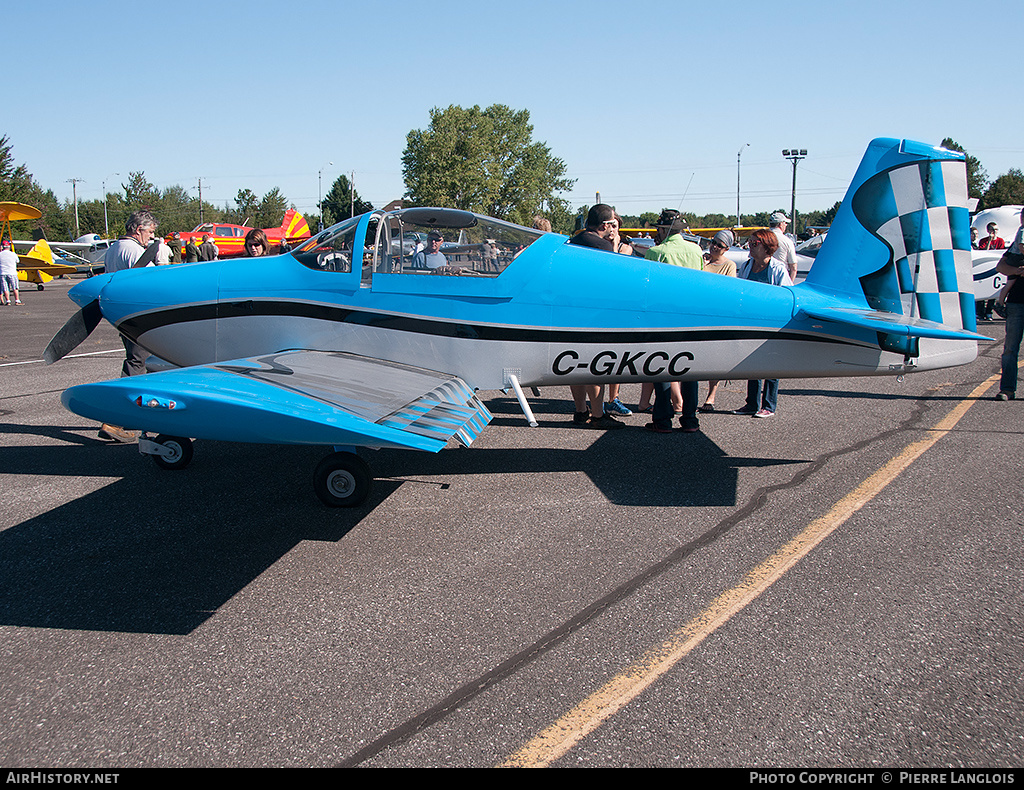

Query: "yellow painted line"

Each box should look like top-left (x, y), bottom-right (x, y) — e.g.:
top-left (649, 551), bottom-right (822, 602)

top-left (499, 373), bottom-right (1000, 768)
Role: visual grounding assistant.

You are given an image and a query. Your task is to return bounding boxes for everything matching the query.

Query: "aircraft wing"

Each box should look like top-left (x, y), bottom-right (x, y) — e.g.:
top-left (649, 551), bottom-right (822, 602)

top-left (61, 350), bottom-right (493, 452)
top-left (685, 226), bottom-right (764, 239)
top-left (800, 306), bottom-right (991, 342)
top-left (18, 255), bottom-right (77, 275)
top-left (12, 239), bottom-right (95, 253)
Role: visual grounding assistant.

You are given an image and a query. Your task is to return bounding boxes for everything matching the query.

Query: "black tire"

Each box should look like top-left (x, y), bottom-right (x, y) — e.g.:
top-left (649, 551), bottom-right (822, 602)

top-left (151, 435), bottom-right (194, 471)
top-left (313, 452), bottom-right (371, 507)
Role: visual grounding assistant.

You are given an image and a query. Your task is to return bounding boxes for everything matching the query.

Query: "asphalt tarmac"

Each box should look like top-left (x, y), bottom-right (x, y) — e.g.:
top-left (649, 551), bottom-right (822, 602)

top-left (1, 276), bottom-right (1021, 769)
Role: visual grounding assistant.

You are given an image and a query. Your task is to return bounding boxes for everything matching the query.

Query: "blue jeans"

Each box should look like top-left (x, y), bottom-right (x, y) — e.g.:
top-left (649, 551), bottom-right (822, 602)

top-left (1000, 302), bottom-right (1024, 394)
top-left (745, 379), bottom-right (778, 413)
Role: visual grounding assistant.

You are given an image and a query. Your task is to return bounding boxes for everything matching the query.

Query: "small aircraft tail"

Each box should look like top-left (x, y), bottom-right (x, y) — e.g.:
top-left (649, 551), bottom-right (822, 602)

top-left (802, 138), bottom-right (984, 354)
top-left (280, 208), bottom-right (310, 241)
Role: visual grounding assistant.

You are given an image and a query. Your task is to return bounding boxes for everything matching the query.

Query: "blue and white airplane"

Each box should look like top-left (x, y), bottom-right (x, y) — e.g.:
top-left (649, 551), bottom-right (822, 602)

top-left (46, 138), bottom-right (989, 506)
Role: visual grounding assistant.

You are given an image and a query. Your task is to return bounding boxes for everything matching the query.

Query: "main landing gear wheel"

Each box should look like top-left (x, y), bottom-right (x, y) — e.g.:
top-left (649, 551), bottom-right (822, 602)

top-left (151, 434), bottom-right (194, 471)
top-left (313, 452), bottom-right (371, 507)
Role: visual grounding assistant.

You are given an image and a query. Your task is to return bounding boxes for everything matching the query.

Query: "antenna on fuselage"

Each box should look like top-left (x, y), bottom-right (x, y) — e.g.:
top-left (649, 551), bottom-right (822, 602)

top-left (676, 173), bottom-right (695, 211)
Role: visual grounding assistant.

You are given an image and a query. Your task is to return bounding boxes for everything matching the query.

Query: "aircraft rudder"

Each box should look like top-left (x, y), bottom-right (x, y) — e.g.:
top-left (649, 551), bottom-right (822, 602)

top-left (804, 138), bottom-right (975, 338)
top-left (281, 208), bottom-right (311, 240)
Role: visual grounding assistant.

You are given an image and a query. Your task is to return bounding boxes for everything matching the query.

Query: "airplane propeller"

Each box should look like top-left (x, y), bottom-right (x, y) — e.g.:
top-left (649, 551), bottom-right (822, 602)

top-left (44, 299), bottom-right (103, 364)
top-left (43, 239), bottom-right (160, 364)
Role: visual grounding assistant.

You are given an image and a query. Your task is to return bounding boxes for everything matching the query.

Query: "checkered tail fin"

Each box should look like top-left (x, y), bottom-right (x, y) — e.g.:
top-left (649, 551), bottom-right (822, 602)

top-left (804, 139), bottom-right (977, 355)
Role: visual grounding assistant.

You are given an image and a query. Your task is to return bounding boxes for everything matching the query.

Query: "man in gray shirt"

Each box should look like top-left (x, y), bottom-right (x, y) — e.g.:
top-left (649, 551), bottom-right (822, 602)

top-left (104, 210), bottom-right (157, 273)
top-left (98, 210), bottom-right (158, 442)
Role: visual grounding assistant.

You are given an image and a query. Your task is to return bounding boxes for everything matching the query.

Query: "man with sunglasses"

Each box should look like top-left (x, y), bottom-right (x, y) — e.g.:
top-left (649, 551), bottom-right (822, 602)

top-left (411, 231), bottom-right (448, 270)
top-left (565, 204), bottom-right (626, 428)
top-left (568, 204), bottom-right (617, 252)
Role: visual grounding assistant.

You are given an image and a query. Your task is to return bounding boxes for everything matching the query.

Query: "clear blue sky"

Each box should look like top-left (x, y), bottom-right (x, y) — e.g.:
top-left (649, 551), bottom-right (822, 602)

top-left (5, 0), bottom-right (1022, 230)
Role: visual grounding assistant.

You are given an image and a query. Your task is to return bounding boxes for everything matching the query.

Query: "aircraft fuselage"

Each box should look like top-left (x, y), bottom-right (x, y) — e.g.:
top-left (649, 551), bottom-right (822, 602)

top-left (88, 235), bottom-right (975, 396)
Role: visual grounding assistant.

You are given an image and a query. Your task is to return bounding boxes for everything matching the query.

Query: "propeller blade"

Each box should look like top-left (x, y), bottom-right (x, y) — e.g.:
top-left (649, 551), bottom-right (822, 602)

top-left (131, 240), bottom-right (160, 268)
top-left (43, 299), bottom-right (103, 364)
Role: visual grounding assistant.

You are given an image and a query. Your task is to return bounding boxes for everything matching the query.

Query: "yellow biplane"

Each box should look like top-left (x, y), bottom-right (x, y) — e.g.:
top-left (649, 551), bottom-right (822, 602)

top-left (0, 202), bottom-right (77, 290)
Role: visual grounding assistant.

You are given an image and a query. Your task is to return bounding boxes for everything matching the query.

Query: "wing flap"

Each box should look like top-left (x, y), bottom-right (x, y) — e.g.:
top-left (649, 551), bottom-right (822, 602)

top-left (62, 350), bottom-right (492, 452)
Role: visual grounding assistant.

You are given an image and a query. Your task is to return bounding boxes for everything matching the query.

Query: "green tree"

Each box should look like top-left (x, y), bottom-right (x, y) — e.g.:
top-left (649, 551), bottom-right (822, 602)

top-left (0, 134), bottom-right (30, 191)
top-left (941, 138), bottom-right (988, 201)
top-left (321, 173), bottom-right (373, 227)
top-left (698, 213), bottom-right (731, 229)
top-left (799, 201), bottom-right (843, 233)
top-left (157, 184), bottom-right (198, 232)
top-left (254, 187), bottom-right (289, 230)
top-left (543, 200), bottom-right (579, 235)
top-left (67, 199), bottom-right (108, 238)
top-left (0, 134), bottom-right (66, 239)
top-left (122, 171), bottom-right (160, 209)
top-left (402, 104), bottom-right (575, 226)
top-left (226, 188), bottom-right (259, 225)
top-left (981, 169), bottom-right (1024, 209)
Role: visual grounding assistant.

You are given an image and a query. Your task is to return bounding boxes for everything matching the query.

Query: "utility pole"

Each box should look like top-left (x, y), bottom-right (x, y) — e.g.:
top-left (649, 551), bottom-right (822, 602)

top-left (197, 178), bottom-right (204, 224)
top-left (736, 143), bottom-right (749, 227)
top-left (318, 161), bottom-right (333, 230)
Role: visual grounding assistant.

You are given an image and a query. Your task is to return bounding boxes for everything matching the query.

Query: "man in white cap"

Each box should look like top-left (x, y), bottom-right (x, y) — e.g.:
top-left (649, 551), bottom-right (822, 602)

top-left (769, 211), bottom-right (798, 282)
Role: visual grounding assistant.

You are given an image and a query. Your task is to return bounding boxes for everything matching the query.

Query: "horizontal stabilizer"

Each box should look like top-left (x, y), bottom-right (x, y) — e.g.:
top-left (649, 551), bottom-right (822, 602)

top-left (62, 350), bottom-right (493, 452)
top-left (800, 306), bottom-right (991, 342)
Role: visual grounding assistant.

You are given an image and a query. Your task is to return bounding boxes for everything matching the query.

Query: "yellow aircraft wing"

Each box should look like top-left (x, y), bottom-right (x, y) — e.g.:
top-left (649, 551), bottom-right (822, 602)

top-left (0, 202), bottom-right (42, 224)
top-left (686, 226), bottom-right (764, 239)
top-left (619, 226), bottom-right (765, 241)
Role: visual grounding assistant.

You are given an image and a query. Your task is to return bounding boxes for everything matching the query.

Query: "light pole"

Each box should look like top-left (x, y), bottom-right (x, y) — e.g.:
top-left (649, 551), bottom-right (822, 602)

top-left (782, 148), bottom-right (807, 235)
top-left (736, 143), bottom-right (749, 227)
top-left (318, 161), bottom-right (333, 230)
top-left (100, 176), bottom-right (117, 240)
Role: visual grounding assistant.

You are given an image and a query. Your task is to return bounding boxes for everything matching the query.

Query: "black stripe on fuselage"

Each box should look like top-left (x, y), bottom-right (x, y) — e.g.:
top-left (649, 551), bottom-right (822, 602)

top-left (115, 299), bottom-right (863, 347)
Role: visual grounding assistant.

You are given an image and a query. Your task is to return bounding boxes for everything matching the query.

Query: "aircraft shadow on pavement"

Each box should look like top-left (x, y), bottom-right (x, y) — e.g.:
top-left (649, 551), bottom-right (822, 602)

top-left (0, 411), bottom-right (805, 635)
top-left (0, 438), bottom-right (372, 635)
top-left (781, 387), bottom-right (973, 403)
top-left (372, 421), bottom-right (804, 509)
